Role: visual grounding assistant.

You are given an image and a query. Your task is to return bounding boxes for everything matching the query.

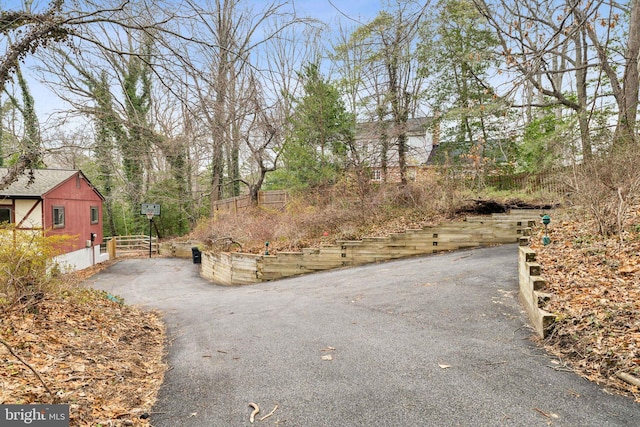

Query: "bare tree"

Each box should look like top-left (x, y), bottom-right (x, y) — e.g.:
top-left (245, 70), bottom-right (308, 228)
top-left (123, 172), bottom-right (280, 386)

top-left (178, 0), bottom-right (308, 215)
top-left (0, 0), bottom-right (208, 190)
top-left (331, 20), bottom-right (374, 173)
top-left (578, 0), bottom-right (640, 145)
top-left (474, 0), bottom-right (640, 156)
top-left (238, 74), bottom-right (280, 203)
top-left (338, 0), bottom-right (430, 185)
top-left (232, 17), bottom-right (323, 203)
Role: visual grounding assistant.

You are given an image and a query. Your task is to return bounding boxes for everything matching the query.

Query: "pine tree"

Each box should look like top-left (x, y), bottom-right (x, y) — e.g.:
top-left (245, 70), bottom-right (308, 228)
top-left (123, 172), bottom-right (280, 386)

top-left (277, 64), bottom-right (354, 189)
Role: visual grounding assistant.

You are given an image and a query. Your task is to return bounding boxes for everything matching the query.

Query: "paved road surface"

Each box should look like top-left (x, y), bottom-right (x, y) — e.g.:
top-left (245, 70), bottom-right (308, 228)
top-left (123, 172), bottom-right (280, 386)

top-left (89, 244), bottom-right (639, 426)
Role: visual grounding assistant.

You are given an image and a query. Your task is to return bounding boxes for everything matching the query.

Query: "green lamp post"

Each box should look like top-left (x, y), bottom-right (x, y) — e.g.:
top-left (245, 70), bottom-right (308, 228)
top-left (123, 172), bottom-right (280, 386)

top-left (542, 215), bottom-right (551, 246)
top-left (265, 241), bottom-right (269, 255)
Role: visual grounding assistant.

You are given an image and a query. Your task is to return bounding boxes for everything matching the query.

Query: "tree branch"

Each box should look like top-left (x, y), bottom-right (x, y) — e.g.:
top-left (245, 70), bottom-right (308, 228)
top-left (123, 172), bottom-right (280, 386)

top-left (0, 336), bottom-right (56, 403)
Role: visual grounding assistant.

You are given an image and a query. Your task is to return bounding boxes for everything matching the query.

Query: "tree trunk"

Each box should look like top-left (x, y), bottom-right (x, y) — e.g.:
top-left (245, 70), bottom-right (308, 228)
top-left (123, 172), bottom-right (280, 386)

top-left (615, 0), bottom-right (640, 144)
top-left (574, 27), bottom-right (592, 159)
top-left (105, 198), bottom-right (117, 237)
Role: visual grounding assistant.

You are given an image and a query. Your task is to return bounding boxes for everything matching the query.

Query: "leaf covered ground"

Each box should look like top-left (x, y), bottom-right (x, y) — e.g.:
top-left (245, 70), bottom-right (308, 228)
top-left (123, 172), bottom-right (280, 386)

top-left (0, 263), bottom-right (166, 427)
top-left (530, 206), bottom-right (640, 401)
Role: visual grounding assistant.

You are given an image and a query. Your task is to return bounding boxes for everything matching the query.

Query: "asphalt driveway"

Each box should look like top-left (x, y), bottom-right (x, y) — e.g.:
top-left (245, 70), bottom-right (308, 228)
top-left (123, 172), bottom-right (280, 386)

top-left (89, 244), bottom-right (639, 426)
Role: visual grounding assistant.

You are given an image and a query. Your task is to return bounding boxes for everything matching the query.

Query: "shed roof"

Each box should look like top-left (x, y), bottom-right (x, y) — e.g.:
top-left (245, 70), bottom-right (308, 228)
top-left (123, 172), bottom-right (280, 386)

top-left (0, 168), bottom-right (82, 197)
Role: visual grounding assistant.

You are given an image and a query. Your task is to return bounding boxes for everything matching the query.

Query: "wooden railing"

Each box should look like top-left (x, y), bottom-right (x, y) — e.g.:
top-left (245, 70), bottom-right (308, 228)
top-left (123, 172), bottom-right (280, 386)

top-left (483, 171), bottom-right (566, 194)
top-left (106, 235), bottom-right (158, 256)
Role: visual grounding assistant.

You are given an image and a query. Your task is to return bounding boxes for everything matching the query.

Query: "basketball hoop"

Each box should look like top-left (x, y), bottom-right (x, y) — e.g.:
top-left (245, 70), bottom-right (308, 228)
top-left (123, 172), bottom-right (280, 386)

top-left (140, 204), bottom-right (160, 259)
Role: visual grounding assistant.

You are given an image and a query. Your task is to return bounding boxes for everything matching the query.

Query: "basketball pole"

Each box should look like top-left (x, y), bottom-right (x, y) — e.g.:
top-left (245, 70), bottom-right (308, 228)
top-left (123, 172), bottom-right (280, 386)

top-left (147, 212), bottom-right (154, 258)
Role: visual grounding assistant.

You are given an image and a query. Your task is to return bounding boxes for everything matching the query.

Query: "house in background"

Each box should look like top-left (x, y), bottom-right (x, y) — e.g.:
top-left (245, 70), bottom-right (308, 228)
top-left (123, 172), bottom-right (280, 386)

top-left (355, 117), bottom-right (439, 182)
top-left (0, 168), bottom-right (109, 271)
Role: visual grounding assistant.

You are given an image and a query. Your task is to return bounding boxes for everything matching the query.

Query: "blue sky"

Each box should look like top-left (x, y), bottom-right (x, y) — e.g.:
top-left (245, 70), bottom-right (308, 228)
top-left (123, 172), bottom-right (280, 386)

top-left (0, 0), bottom-right (382, 19)
top-left (293, 0), bottom-right (381, 22)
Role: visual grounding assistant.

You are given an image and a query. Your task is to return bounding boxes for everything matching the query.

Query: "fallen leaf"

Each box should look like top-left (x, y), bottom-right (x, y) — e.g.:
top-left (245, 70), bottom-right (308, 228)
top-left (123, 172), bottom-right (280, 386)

top-left (438, 364), bottom-right (452, 369)
top-left (321, 355), bottom-right (333, 361)
top-left (0, 288), bottom-right (167, 427)
top-left (618, 263), bottom-right (638, 274)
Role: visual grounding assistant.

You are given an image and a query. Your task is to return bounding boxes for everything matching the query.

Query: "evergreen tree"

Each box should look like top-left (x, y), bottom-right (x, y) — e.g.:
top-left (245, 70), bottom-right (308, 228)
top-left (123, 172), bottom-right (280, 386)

top-left (276, 63), bottom-right (354, 189)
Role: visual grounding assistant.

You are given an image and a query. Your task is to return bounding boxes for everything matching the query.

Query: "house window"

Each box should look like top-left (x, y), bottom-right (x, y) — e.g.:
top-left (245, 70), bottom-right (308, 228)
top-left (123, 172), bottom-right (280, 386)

top-left (0, 207), bottom-right (11, 224)
top-left (372, 169), bottom-right (382, 181)
top-left (53, 206), bottom-right (65, 228)
top-left (90, 206), bottom-right (99, 224)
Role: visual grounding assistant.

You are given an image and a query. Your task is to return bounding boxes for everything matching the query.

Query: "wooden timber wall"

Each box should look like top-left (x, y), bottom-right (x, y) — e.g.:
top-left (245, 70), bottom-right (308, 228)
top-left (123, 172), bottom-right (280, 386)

top-left (518, 239), bottom-right (555, 338)
top-left (159, 240), bottom-right (201, 258)
top-left (198, 210), bottom-right (544, 286)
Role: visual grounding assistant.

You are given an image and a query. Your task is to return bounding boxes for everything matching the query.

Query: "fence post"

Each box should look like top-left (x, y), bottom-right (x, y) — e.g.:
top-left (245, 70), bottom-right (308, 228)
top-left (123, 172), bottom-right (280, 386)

top-left (107, 238), bottom-right (116, 259)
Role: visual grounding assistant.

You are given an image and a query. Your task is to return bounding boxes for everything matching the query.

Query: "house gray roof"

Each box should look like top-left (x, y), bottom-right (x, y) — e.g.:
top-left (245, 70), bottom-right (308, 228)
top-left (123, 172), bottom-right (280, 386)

top-left (0, 168), bottom-right (79, 197)
top-left (356, 117), bottom-right (432, 140)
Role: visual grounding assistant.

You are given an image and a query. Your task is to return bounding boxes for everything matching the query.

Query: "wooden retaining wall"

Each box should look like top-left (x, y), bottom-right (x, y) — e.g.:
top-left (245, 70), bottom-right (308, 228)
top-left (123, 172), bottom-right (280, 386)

top-left (518, 239), bottom-right (555, 338)
top-left (201, 252), bottom-right (263, 285)
top-left (201, 210), bottom-right (544, 286)
top-left (159, 241), bottom-right (200, 258)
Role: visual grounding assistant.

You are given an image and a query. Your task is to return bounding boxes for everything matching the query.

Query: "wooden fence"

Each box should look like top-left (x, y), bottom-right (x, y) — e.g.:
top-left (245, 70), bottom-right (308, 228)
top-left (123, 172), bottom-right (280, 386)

top-left (106, 235), bottom-right (159, 256)
top-left (212, 190), bottom-right (289, 214)
top-left (483, 171), bottom-right (566, 194)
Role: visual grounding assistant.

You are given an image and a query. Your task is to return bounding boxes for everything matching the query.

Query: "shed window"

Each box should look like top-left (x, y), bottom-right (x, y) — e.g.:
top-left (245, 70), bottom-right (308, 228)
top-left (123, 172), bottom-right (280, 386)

top-left (372, 169), bottom-right (382, 181)
top-left (53, 206), bottom-right (65, 228)
top-left (90, 206), bottom-right (99, 224)
top-left (0, 207), bottom-right (11, 224)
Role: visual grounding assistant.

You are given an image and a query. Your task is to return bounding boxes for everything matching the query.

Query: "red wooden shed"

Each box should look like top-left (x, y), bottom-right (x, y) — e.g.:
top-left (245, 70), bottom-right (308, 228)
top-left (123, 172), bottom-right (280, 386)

top-left (0, 168), bottom-right (108, 270)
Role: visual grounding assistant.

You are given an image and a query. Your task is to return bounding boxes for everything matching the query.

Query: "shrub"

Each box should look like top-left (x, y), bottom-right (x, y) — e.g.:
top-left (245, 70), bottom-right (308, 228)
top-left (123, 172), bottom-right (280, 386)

top-left (0, 225), bottom-right (71, 311)
top-left (567, 145), bottom-right (640, 240)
